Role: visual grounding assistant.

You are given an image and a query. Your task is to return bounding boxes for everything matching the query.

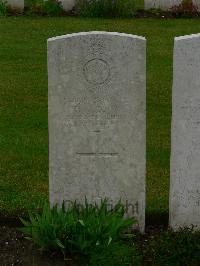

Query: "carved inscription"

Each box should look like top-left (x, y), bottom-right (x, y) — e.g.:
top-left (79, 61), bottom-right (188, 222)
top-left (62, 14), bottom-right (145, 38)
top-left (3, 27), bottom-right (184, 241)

top-left (177, 98), bottom-right (200, 176)
top-left (69, 96), bottom-right (120, 120)
top-left (180, 98), bottom-right (200, 127)
top-left (76, 152), bottom-right (119, 157)
top-left (175, 189), bottom-right (200, 207)
top-left (76, 130), bottom-right (118, 158)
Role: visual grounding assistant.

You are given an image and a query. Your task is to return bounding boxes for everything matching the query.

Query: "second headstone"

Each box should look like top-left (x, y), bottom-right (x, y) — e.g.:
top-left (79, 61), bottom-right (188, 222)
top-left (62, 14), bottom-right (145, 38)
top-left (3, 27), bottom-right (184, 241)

top-left (170, 34), bottom-right (200, 230)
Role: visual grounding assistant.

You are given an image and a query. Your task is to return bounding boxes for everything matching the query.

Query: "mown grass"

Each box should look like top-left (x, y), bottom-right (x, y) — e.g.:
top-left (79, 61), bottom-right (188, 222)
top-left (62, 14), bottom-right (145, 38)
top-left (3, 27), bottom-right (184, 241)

top-left (1, 17), bottom-right (200, 218)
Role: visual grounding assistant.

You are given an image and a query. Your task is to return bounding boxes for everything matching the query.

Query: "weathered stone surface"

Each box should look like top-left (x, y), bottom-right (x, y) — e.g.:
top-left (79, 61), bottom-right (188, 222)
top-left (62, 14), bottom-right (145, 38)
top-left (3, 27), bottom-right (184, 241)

top-left (59, 0), bottom-right (75, 11)
top-left (145, 0), bottom-right (200, 10)
top-left (48, 32), bottom-right (146, 231)
top-left (170, 34), bottom-right (200, 230)
top-left (7, 0), bottom-right (24, 11)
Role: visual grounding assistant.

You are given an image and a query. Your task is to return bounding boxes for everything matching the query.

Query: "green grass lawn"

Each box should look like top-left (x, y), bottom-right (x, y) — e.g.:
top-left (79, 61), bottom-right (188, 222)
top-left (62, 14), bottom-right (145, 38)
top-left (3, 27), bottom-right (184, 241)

top-left (1, 17), bottom-right (200, 218)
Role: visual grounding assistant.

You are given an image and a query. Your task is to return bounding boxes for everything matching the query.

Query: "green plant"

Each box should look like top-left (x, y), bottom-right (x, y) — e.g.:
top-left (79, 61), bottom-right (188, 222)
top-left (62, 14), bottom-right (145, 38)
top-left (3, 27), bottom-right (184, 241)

top-left (146, 8), bottom-right (162, 16)
top-left (19, 199), bottom-right (137, 263)
top-left (0, 0), bottom-right (7, 16)
top-left (75, 0), bottom-right (136, 18)
top-left (88, 241), bottom-right (141, 265)
top-left (144, 228), bottom-right (200, 265)
top-left (42, 0), bottom-right (63, 16)
top-left (25, 0), bottom-right (64, 16)
top-left (25, 0), bottom-right (43, 14)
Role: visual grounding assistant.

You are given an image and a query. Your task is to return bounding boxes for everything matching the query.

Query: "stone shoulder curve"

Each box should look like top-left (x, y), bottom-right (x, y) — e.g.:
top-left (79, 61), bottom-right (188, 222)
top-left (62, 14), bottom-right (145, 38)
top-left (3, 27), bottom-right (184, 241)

top-left (175, 33), bottom-right (200, 42)
top-left (47, 31), bottom-right (146, 43)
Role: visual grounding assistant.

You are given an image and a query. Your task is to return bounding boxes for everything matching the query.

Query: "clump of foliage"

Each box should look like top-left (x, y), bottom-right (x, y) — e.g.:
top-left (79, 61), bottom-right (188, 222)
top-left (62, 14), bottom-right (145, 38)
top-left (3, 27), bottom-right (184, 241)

top-left (42, 0), bottom-right (63, 16)
top-left (0, 0), bottom-right (7, 16)
top-left (170, 0), bottom-right (199, 17)
top-left (25, 0), bottom-right (43, 14)
top-left (144, 227), bottom-right (200, 265)
top-left (19, 199), bottom-right (140, 264)
top-left (75, 0), bottom-right (136, 18)
top-left (25, 0), bottom-right (63, 16)
top-left (145, 7), bottom-right (163, 16)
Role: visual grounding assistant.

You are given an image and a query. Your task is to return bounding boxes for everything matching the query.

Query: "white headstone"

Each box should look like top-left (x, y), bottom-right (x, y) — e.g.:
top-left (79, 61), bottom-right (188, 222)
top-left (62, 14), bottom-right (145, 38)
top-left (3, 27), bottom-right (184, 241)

top-left (59, 0), bottom-right (75, 11)
top-left (170, 34), bottom-right (200, 230)
top-left (48, 32), bottom-right (146, 232)
top-left (145, 0), bottom-right (183, 10)
top-left (7, 0), bottom-right (24, 11)
top-left (145, 0), bottom-right (200, 10)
